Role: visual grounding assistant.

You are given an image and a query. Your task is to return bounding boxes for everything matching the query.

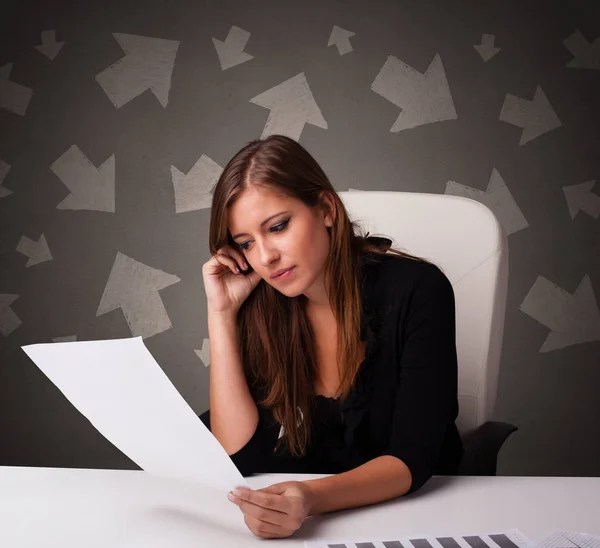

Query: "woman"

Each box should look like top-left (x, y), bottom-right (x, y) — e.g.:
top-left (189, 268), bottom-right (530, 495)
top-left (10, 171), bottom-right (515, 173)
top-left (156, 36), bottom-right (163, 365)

top-left (200, 134), bottom-right (464, 539)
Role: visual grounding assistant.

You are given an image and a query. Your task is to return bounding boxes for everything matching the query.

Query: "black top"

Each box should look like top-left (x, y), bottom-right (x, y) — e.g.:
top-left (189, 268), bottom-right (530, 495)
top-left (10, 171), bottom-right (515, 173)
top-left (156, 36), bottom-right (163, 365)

top-left (200, 250), bottom-right (464, 495)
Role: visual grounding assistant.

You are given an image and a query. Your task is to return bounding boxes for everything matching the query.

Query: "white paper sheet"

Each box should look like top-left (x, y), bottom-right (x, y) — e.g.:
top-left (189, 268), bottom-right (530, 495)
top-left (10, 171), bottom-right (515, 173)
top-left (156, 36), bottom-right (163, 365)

top-left (531, 531), bottom-right (600, 548)
top-left (21, 336), bottom-right (249, 492)
top-left (305, 528), bottom-right (531, 548)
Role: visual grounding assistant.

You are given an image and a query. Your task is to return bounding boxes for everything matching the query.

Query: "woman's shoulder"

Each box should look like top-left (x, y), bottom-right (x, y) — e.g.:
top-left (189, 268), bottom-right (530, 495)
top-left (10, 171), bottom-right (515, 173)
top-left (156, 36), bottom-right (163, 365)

top-left (365, 251), bottom-right (450, 291)
top-left (362, 252), bottom-right (454, 319)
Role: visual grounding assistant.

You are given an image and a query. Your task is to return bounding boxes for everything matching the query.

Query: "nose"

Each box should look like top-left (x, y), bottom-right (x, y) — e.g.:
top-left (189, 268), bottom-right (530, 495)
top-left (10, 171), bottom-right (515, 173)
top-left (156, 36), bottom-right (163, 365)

top-left (256, 239), bottom-right (279, 268)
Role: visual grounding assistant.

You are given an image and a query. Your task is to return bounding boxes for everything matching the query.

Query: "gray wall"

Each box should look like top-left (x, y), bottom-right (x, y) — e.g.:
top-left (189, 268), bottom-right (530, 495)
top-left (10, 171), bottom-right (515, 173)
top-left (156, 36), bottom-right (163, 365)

top-left (1, 0), bottom-right (599, 476)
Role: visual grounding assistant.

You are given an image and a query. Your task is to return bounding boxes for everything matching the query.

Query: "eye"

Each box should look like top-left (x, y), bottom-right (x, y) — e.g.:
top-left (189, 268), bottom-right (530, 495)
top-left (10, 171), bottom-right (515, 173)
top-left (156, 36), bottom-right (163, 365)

top-left (238, 219), bottom-right (289, 250)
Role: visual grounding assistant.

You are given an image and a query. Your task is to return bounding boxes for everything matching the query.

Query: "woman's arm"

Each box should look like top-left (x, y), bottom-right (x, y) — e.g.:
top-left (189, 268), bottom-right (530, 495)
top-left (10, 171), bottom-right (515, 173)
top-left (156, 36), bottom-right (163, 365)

top-left (304, 455), bottom-right (412, 515)
top-left (207, 309), bottom-right (260, 455)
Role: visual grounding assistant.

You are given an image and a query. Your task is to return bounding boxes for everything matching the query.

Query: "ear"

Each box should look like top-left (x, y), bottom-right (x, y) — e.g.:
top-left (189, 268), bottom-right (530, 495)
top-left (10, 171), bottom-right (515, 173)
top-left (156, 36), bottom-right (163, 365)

top-left (319, 190), bottom-right (336, 227)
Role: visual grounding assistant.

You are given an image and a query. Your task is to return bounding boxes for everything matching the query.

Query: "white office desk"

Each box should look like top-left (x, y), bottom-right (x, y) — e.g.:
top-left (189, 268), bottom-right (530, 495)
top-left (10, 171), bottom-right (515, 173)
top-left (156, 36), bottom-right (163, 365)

top-left (1, 466), bottom-right (599, 547)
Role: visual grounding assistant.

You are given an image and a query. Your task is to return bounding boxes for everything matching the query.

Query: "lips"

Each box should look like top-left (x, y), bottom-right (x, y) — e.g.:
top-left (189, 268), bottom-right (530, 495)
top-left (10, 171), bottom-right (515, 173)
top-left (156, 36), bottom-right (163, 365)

top-left (271, 266), bottom-right (295, 279)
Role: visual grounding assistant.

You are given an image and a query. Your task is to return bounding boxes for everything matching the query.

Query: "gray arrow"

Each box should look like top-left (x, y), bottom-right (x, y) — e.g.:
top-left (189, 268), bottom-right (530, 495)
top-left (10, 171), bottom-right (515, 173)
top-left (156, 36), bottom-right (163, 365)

top-left (35, 29), bottom-right (64, 60)
top-left (250, 72), bottom-right (328, 140)
top-left (519, 274), bottom-right (600, 352)
top-left (96, 33), bottom-right (180, 108)
top-left (445, 168), bottom-right (529, 235)
top-left (0, 63), bottom-right (33, 115)
top-left (171, 154), bottom-right (223, 213)
top-left (97, 252), bottom-right (181, 339)
top-left (212, 25), bottom-right (254, 70)
top-left (499, 85), bottom-right (561, 145)
top-left (16, 233), bottom-right (53, 267)
top-left (563, 179), bottom-right (600, 220)
top-left (52, 335), bottom-right (78, 342)
top-left (0, 294), bottom-right (22, 337)
top-left (0, 160), bottom-right (12, 198)
top-left (50, 145), bottom-right (115, 212)
top-left (564, 30), bottom-right (600, 70)
top-left (371, 53), bottom-right (457, 132)
top-left (474, 34), bottom-right (501, 62)
top-left (328, 25), bottom-right (355, 55)
top-left (194, 338), bottom-right (210, 367)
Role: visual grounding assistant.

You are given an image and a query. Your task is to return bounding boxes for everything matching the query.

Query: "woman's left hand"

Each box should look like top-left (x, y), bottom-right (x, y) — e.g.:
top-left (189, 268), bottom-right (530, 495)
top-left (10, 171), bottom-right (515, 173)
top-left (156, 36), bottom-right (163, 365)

top-left (227, 481), bottom-right (315, 539)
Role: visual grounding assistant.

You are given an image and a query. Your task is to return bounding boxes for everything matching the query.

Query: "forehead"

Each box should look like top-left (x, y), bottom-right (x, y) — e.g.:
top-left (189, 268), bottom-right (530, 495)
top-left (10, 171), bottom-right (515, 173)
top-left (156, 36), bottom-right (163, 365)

top-left (228, 186), bottom-right (302, 232)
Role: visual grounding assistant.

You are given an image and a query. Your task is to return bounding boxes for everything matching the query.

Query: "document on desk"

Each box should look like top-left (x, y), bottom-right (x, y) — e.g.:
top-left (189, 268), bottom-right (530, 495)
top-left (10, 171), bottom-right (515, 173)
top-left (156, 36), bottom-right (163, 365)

top-left (531, 531), bottom-right (600, 548)
top-left (305, 528), bottom-right (531, 548)
top-left (21, 336), bottom-right (249, 493)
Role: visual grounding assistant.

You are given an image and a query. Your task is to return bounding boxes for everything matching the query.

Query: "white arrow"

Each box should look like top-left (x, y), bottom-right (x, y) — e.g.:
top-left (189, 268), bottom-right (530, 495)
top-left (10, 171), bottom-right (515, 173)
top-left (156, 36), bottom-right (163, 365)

top-left (371, 53), bottom-right (457, 132)
top-left (520, 274), bottom-right (600, 352)
top-left (445, 168), bottom-right (529, 235)
top-left (34, 29), bottom-right (64, 60)
top-left (96, 33), bottom-right (180, 108)
top-left (0, 160), bottom-right (12, 198)
top-left (328, 25), bottom-right (355, 55)
top-left (16, 233), bottom-right (53, 267)
top-left (171, 154), bottom-right (223, 213)
top-left (52, 335), bottom-right (77, 342)
top-left (499, 85), bottom-right (561, 145)
top-left (348, 187), bottom-right (365, 191)
top-left (250, 72), bottom-right (328, 140)
top-left (474, 34), bottom-right (501, 62)
top-left (50, 145), bottom-right (115, 212)
top-left (212, 25), bottom-right (254, 70)
top-left (563, 30), bottom-right (600, 70)
top-left (0, 294), bottom-right (22, 337)
top-left (0, 63), bottom-right (33, 115)
top-left (194, 338), bottom-right (211, 367)
top-left (563, 180), bottom-right (600, 220)
top-left (97, 252), bottom-right (181, 339)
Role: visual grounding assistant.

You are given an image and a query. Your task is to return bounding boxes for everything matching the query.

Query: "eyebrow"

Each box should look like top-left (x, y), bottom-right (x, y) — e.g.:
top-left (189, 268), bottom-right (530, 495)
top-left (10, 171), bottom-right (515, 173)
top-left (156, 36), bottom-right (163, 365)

top-left (231, 211), bottom-right (291, 240)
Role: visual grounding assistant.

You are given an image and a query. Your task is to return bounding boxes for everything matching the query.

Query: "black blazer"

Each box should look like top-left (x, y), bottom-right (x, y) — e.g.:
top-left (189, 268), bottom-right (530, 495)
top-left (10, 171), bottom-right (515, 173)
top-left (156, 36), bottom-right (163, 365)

top-left (200, 251), bottom-right (464, 495)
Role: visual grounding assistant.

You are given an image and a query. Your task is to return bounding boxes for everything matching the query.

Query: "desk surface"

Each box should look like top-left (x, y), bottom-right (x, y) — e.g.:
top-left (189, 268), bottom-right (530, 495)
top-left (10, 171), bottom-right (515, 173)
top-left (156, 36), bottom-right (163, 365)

top-left (1, 466), bottom-right (599, 547)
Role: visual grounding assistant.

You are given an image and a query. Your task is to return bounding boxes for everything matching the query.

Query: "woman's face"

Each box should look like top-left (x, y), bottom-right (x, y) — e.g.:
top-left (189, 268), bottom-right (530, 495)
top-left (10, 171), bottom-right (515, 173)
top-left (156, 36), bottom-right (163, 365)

top-left (228, 185), bottom-right (334, 300)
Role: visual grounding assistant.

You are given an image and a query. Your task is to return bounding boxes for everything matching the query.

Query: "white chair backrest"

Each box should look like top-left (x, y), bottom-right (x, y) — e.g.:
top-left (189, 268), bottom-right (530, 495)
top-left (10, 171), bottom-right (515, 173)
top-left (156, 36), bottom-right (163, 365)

top-left (339, 191), bottom-right (509, 435)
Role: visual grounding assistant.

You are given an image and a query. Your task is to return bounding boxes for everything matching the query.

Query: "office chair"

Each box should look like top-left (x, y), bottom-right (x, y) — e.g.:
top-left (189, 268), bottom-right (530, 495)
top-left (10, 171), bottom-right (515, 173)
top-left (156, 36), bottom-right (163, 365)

top-left (339, 190), bottom-right (517, 476)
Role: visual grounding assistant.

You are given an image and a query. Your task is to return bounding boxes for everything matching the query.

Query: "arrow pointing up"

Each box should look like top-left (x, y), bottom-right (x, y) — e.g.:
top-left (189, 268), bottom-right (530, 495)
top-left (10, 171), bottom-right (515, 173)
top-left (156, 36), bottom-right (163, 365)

top-left (96, 33), bottom-right (180, 108)
top-left (50, 145), bottom-right (115, 212)
top-left (16, 234), bottom-right (53, 267)
top-left (371, 53), bottom-right (457, 132)
top-left (212, 25), bottom-right (254, 70)
top-left (445, 168), bottom-right (529, 235)
top-left (520, 274), bottom-right (600, 352)
top-left (563, 29), bottom-right (600, 70)
top-left (0, 63), bottom-right (33, 115)
top-left (250, 72), bottom-right (328, 140)
top-left (499, 85), bottom-right (561, 145)
top-left (97, 252), bottom-right (181, 339)
top-left (328, 25), bottom-right (355, 55)
top-left (563, 179), bottom-right (600, 220)
top-left (35, 29), bottom-right (64, 60)
top-left (474, 34), bottom-right (501, 62)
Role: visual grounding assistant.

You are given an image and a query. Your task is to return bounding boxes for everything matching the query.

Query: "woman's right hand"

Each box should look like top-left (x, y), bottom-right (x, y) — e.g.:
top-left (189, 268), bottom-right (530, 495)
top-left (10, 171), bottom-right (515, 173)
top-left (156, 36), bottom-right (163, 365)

top-left (202, 245), bottom-right (262, 314)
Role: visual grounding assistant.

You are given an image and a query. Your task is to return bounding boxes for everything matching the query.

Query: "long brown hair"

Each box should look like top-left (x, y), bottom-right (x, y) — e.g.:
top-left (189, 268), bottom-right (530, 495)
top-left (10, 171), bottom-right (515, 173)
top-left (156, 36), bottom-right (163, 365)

top-left (209, 134), bottom-right (430, 457)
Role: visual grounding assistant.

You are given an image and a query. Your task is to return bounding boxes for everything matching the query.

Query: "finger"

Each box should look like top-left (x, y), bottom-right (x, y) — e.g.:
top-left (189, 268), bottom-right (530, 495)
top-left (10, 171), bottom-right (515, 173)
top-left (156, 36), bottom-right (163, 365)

top-left (244, 513), bottom-right (286, 538)
top-left (213, 252), bottom-right (241, 274)
top-left (227, 246), bottom-right (249, 270)
top-left (232, 488), bottom-right (289, 514)
top-left (215, 248), bottom-right (248, 272)
top-left (259, 483), bottom-right (288, 495)
top-left (236, 497), bottom-right (288, 528)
